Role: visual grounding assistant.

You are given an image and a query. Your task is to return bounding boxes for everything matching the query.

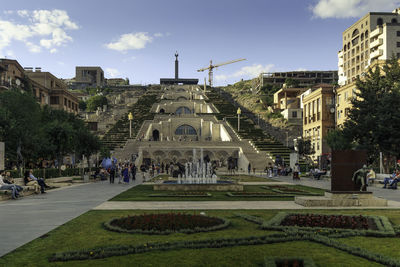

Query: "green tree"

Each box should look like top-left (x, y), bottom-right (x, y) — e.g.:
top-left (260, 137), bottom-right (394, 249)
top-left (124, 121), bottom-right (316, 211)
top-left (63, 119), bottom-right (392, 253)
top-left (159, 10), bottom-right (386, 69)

top-left (86, 95), bottom-right (108, 112)
top-left (325, 129), bottom-right (353, 151)
top-left (78, 100), bottom-right (87, 111)
top-left (297, 139), bottom-right (315, 157)
top-left (0, 90), bottom-right (42, 168)
top-left (284, 78), bottom-right (299, 88)
top-left (343, 57), bottom-right (400, 171)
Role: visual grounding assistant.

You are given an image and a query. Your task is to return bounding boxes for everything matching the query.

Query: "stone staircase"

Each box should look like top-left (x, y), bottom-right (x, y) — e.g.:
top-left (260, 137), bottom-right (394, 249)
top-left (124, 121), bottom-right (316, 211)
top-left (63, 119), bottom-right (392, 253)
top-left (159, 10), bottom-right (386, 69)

top-left (206, 90), bottom-right (307, 169)
top-left (101, 94), bottom-right (158, 152)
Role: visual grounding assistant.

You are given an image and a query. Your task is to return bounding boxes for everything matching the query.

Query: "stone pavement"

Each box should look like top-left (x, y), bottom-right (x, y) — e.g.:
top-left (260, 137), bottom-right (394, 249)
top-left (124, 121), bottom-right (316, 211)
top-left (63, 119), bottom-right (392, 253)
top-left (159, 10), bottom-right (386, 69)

top-left (0, 179), bottom-right (140, 257)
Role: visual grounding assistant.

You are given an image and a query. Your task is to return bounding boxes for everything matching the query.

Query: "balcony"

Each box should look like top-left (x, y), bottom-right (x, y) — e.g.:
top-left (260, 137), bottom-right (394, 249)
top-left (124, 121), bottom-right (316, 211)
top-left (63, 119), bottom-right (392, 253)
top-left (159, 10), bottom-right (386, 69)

top-left (370, 38), bottom-right (383, 49)
top-left (370, 49), bottom-right (383, 60)
top-left (370, 27), bottom-right (383, 38)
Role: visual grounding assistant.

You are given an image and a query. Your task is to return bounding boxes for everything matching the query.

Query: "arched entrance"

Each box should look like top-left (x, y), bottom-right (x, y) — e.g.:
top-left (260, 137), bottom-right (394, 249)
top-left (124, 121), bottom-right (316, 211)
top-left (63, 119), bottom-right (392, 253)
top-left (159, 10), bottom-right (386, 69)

top-left (152, 130), bottom-right (160, 141)
top-left (159, 108), bottom-right (165, 114)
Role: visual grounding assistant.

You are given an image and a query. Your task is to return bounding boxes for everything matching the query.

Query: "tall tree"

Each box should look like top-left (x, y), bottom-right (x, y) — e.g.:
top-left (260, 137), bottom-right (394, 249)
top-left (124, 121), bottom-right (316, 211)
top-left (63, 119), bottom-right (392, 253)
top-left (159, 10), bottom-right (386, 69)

top-left (343, 57), bottom-right (400, 171)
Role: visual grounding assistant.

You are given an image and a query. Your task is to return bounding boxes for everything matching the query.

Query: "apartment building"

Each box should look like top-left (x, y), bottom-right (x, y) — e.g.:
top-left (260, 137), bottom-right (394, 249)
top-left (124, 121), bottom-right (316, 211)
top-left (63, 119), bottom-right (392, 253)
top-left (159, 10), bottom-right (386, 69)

top-left (338, 8), bottom-right (400, 86)
top-left (25, 68), bottom-right (79, 114)
top-left (0, 59), bottom-right (25, 91)
top-left (273, 86), bottom-right (307, 125)
top-left (302, 84), bottom-right (335, 162)
top-left (74, 66), bottom-right (105, 89)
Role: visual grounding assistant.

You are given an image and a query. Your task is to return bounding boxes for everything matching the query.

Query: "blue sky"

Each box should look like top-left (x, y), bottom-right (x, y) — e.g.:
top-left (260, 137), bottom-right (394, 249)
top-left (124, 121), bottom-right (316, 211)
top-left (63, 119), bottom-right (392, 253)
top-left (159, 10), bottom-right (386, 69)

top-left (1, 0), bottom-right (400, 86)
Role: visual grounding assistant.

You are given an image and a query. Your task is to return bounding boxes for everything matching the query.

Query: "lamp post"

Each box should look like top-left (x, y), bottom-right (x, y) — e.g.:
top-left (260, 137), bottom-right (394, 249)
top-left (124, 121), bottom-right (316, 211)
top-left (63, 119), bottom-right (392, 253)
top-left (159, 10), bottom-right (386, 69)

top-left (237, 107), bottom-right (241, 132)
top-left (128, 112), bottom-right (133, 138)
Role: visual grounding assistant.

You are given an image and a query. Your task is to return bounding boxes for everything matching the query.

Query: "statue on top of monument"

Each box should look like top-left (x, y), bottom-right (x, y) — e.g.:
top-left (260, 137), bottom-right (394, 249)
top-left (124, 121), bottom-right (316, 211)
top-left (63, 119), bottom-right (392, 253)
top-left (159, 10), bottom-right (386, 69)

top-left (352, 164), bottom-right (369, 191)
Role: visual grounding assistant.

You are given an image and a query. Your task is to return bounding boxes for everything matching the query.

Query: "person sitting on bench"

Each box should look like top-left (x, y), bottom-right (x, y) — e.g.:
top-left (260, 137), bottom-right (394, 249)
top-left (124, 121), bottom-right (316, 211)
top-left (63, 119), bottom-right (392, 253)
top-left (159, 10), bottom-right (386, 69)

top-left (0, 171), bottom-right (21, 199)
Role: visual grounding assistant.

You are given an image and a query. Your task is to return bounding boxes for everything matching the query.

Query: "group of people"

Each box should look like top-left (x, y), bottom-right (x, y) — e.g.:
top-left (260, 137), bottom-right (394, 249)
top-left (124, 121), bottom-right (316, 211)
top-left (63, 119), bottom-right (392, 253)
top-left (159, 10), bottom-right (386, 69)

top-left (263, 163), bottom-right (293, 178)
top-left (382, 170), bottom-right (400, 189)
top-left (95, 162), bottom-right (137, 184)
top-left (0, 169), bottom-right (49, 200)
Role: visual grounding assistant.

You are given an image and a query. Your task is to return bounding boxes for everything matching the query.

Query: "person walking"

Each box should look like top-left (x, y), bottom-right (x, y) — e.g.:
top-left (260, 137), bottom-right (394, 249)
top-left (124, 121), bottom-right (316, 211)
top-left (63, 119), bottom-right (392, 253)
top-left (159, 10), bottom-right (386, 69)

top-left (109, 163), bottom-right (116, 184)
top-left (248, 163), bottom-right (251, 175)
top-left (122, 165), bottom-right (130, 184)
top-left (131, 163), bottom-right (136, 181)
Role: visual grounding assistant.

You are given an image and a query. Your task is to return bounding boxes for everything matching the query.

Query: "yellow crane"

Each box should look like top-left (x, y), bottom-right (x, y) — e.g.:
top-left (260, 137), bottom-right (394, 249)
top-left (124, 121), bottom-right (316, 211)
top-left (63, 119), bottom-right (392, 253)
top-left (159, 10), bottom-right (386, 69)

top-left (197, 58), bottom-right (246, 87)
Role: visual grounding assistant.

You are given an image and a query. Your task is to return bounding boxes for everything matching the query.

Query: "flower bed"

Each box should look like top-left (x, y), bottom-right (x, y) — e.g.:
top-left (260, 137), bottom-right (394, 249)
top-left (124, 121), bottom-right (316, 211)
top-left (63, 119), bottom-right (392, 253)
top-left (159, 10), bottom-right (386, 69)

top-left (261, 212), bottom-right (396, 237)
top-left (264, 257), bottom-right (316, 267)
top-left (281, 214), bottom-right (376, 230)
top-left (104, 213), bottom-right (229, 235)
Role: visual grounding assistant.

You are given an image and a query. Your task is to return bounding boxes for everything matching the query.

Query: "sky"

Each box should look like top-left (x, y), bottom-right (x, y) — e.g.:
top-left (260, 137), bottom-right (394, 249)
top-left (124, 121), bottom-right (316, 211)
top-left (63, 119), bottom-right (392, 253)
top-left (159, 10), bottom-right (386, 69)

top-left (1, 0), bottom-right (400, 86)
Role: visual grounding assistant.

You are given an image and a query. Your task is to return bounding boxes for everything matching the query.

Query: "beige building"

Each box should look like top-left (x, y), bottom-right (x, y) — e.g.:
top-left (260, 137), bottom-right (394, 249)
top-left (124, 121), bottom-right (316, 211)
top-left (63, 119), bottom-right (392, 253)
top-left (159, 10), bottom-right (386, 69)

top-left (273, 87), bottom-right (307, 124)
top-left (302, 84), bottom-right (335, 161)
top-left (25, 68), bottom-right (79, 114)
top-left (0, 59), bottom-right (25, 91)
top-left (75, 66), bottom-right (105, 88)
top-left (338, 8), bottom-right (400, 86)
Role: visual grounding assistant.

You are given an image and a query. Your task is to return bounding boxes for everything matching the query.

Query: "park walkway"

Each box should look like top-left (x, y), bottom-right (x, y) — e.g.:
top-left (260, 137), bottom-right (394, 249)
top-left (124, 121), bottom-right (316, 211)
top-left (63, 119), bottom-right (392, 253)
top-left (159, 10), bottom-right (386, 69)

top-left (0, 179), bottom-right (139, 257)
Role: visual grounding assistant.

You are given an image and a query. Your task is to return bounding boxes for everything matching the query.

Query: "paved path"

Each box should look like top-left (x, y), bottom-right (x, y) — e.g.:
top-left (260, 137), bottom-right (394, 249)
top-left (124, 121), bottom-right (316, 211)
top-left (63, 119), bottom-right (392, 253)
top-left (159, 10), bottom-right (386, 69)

top-left (0, 179), bottom-right (139, 257)
top-left (94, 200), bottom-right (400, 210)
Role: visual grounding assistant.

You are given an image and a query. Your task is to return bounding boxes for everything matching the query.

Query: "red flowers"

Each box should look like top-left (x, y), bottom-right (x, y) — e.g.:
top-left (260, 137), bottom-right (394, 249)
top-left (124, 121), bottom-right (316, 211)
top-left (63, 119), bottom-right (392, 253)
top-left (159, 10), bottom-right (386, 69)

top-left (111, 213), bottom-right (224, 232)
top-left (281, 214), bottom-right (373, 230)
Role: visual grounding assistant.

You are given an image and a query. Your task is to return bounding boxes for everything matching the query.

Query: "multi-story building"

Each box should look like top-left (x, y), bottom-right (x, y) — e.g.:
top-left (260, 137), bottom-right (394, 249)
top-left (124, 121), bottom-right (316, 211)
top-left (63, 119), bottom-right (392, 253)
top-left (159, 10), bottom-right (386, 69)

top-left (273, 86), bottom-right (307, 125)
top-left (256, 70), bottom-right (338, 89)
top-left (74, 66), bottom-right (105, 89)
top-left (25, 68), bottom-right (79, 114)
top-left (302, 84), bottom-right (335, 162)
top-left (0, 59), bottom-right (25, 91)
top-left (338, 8), bottom-right (400, 86)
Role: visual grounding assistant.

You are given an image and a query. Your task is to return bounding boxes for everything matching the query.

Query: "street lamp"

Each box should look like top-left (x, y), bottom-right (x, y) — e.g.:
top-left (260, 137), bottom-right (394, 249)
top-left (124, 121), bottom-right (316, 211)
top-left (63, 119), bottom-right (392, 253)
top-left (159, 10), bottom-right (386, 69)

top-left (237, 107), bottom-right (241, 132)
top-left (128, 112), bottom-right (133, 138)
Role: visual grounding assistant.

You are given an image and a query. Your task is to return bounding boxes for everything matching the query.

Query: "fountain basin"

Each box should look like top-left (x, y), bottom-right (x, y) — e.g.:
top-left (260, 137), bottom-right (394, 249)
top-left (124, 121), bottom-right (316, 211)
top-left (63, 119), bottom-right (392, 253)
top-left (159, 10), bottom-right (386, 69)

top-left (153, 183), bottom-right (243, 192)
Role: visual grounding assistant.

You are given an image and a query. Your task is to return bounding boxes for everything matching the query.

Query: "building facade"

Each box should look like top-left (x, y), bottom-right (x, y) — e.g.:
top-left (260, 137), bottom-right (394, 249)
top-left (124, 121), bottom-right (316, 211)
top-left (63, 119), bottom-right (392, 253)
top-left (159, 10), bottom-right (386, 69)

top-left (75, 66), bottom-right (105, 89)
top-left (0, 59), bottom-right (25, 91)
top-left (338, 8), bottom-right (400, 86)
top-left (25, 68), bottom-right (79, 114)
top-left (302, 84), bottom-right (335, 162)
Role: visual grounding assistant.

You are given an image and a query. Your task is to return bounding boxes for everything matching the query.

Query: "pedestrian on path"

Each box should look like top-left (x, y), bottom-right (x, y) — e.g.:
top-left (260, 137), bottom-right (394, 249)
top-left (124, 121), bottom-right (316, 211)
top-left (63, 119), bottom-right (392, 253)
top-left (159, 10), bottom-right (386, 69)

top-left (122, 165), bottom-right (130, 184)
top-left (248, 163), bottom-right (251, 174)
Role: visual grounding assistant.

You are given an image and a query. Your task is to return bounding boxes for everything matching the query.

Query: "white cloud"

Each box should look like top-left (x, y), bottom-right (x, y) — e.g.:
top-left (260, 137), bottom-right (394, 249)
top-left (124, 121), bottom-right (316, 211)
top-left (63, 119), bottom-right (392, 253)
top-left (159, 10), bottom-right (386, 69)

top-left (215, 64), bottom-right (274, 81)
top-left (154, 32), bottom-right (163, 37)
top-left (0, 9), bottom-right (78, 54)
top-left (26, 42), bottom-right (41, 53)
top-left (50, 48), bottom-right (57, 54)
top-left (105, 32), bottom-right (153, 52)
top-left (122, 56), bottom-right (136, 62)
top-left (311, 0), bottom-right (400, 19)
top-left (106, 68), bottom-right (121, 78)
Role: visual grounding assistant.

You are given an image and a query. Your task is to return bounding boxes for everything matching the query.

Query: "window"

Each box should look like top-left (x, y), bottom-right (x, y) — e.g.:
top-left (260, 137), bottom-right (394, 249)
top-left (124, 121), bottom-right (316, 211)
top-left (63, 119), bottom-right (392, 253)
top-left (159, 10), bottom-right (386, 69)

top-left (64, 98), bottom-right (67, 106)
top-left (344, 92), bottom-right (348, 101)
top-left (292, 111), bottom-right (297, 118)
top-left (338, 110), bottom-right (341, 119)
top-left (50, 96), bottom-right (59, 104)
top-left (397, 53), bottom-right (400, 58)
top-left (176, 106), bottom-right (192, 114)
top-left (175, 125), bottom-right (197, 135)
top-left (397, 31), bottom-right (400, 36)
top-left (397, 42), bottom-right (400, 48)
top-left (377, 18), bottom-right (383, 26)
top-left (392, 18), bottom-right (398, 23)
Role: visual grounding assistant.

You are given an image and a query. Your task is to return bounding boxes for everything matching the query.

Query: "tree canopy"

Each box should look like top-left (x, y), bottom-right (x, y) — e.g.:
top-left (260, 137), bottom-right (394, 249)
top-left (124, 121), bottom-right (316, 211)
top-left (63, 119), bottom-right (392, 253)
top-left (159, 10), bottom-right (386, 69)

top-left (338, 57), bottom-right (400, 170)
top-left (0, 89), bottom-right (101, 169)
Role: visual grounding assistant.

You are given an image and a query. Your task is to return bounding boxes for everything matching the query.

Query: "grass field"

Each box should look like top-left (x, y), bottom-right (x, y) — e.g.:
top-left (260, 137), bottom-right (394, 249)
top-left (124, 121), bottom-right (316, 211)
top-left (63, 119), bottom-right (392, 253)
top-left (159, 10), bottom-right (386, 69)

top-left (2, 209), bottom-right (400, 267)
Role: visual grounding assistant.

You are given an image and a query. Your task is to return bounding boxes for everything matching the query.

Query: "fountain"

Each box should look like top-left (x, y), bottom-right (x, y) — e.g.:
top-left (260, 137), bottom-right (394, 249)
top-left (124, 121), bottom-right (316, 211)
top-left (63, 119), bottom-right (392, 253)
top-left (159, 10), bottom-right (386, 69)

top-left (153, 148), bottom-right (243, 191)
top-left (177, 148), bottom-right (217, 184)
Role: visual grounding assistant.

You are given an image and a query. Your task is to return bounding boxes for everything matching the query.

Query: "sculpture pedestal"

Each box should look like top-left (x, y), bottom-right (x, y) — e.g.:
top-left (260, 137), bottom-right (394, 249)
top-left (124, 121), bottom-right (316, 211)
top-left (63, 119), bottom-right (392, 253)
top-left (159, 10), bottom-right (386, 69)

top-left (295, 191), bottom-right (388, 207)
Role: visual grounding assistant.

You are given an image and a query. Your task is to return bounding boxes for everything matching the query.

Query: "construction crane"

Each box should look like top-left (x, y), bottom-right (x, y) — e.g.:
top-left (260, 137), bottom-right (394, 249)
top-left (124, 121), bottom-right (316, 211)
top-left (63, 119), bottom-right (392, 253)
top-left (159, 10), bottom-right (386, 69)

top-left (197, 58), bottom-right (246, 87)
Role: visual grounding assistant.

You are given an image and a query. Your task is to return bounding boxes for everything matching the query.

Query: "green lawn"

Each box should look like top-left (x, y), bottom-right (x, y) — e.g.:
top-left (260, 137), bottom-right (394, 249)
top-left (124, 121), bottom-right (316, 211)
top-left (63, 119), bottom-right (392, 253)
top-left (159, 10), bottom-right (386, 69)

top-left (2, 209), bottom-right (400, 267)
top-left (109, 184), bottom-right (325, 201)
